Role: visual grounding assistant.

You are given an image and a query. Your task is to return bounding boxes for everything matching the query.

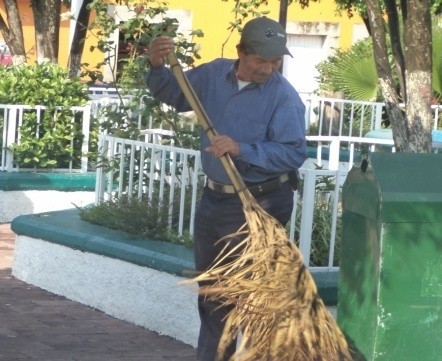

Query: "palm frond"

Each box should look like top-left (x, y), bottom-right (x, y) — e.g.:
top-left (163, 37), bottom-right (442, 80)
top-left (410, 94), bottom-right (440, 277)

top-left (432, 22), bottom-right (442, 99)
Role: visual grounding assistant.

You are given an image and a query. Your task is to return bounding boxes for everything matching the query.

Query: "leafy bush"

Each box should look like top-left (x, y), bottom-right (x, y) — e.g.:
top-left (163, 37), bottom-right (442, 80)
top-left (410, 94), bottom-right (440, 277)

top-left (78, 193), bottom-right (194, 248)
top-left (0, 62), bottom-right (89, 169)
top-left (81, 176), bottom-right (342, 267)
top-left (0, 62), bottom-right (87, 106)
top-left (82, 2), bottom-right (203, 147)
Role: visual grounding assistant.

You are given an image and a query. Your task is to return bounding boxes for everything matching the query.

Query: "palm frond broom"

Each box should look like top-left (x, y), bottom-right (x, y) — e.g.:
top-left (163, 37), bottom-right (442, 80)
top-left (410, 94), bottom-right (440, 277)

top-left (165, 51), bottom-right (352, 361)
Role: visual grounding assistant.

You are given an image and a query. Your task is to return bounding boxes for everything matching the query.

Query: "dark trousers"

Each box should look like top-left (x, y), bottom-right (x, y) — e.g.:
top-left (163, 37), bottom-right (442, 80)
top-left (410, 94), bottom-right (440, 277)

top-left (194, 181), bottom-right (294, 361)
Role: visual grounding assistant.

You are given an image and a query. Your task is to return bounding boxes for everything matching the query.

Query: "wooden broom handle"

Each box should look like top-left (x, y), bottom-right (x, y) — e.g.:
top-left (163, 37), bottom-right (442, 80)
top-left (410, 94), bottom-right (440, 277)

top-left (165, 52), bottom-right (256, 208)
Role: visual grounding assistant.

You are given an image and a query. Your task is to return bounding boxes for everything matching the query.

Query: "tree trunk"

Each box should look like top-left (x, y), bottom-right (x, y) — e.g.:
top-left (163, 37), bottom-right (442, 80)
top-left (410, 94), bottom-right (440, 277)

top-left (365, 0), bottom-right (409, 151)
top-left (68, 0), bottom-right (92, 78)
top-left (31, 0), bottom-right (61, 63)
top-left (384, 0), bottom-right (406, 101)
top-left (0, 0), bottom-right (26, 64)
top-left (401, 0), bottom-right (433, 152)
top-left (365, 0), bottom-right (433, 153)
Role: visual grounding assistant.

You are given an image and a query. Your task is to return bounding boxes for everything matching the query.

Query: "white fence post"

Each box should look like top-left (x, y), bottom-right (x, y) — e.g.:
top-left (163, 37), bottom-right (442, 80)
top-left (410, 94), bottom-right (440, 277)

top-left (374, 102), bottom-right (384, 129)
top-left (5, 106), bottom-right (17, 171)
top-left (298, 170), bottom-right (316, 266)
top-left (328, 138), bottom-right (341, 170)
top-left (80, 104), bottom-right (91, 173)
top-left (1, 104), bottom-right (92, 172)
top-left (94, 135), bottom-right (107, 205)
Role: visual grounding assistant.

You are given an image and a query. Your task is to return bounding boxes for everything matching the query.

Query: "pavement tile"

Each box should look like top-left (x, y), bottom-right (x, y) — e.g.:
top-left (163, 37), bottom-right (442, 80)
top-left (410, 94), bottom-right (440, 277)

top-left (0, 223), bottom-right (198, 361)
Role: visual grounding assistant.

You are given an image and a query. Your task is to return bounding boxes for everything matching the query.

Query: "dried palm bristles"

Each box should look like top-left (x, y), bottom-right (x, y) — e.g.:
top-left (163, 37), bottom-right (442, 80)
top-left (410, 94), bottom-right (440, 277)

top-left (190, 205), bottom-right (352, 361)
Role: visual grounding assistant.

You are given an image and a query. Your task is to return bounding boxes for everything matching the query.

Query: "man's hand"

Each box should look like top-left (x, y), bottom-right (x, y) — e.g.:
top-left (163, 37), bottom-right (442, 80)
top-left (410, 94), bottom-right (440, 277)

top-left (148, 36), bottom-right (174, 68)
top-left (205, 135), bottom-right (240, 158)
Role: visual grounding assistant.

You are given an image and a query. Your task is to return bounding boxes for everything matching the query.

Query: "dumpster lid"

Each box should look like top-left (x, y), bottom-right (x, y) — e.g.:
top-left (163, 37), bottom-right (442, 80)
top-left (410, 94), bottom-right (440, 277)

top-left (371, 153), bottom-right (442, 202)
top-left (344, 153), bottom-right (442, 222)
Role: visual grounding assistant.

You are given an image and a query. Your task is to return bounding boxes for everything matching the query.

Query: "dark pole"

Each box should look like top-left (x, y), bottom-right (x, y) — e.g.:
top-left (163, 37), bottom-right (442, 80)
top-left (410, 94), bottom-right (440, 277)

top-left (279, 0), bottom-right (288, 28)
top-left (279, 0), bottom-right (289, 73)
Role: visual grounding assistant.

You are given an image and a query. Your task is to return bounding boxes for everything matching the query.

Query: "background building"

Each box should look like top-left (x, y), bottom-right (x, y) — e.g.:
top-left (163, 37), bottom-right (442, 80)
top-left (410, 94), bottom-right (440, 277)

top-left (1, 0), bottom-right (368, 95)
top-left (95, 0), bottom-right (368, 95)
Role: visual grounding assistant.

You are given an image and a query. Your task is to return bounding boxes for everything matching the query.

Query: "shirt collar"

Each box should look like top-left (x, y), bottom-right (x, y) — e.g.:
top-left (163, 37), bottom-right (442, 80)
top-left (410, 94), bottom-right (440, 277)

top-left (226, 60), bottom-right (269, 91)
top-left (226, 60), bottom-right (238, 83)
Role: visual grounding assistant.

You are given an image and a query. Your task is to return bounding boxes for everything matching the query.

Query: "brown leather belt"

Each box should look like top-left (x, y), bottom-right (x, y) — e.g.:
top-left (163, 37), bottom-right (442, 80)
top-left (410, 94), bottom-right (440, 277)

top-left (207, 174), bottom-right (289, 195)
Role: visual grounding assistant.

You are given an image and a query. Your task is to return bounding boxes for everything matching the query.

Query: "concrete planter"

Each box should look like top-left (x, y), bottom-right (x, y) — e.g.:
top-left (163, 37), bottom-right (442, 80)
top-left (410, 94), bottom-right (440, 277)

top-left (11, 208), bottom-right (340, 347)
top-left (0, 172), bottom-right (96, 223)
top-left (11, 209), bottom-right (200, 347)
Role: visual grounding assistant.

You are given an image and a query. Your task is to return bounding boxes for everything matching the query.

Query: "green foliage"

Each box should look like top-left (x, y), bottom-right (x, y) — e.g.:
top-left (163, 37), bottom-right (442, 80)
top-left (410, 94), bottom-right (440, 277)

top-left (433, 22), bottom-right (442, 101)
top-left (309, 197), bottom-right (342, 267)
top-left (219, 0), bottom-right (271, 55)
top-left (84, 173), bottom-right (340, 266)
top-left (335, 0), bottom-right (442, 18)
top-left (93, 94), bottom-right (200, 151)
top-left (432, 0), bottom-right (442, 14)
top-left (0, 62), bottom-right (88, 169)
top-left (317, 22), bottom-right (442, 104)
top-left (78, 193), bottom-right (193, 248)
top-left (316, 39), bottom-right (379, 101)
top-left (0, 63), bottom-right (87, 106)
top-left (85, 0), bottom-right (202, 87)
top-left (82, 1), bottom-right (202, 145)
top-left (82, 188), bottom-right (342, 266)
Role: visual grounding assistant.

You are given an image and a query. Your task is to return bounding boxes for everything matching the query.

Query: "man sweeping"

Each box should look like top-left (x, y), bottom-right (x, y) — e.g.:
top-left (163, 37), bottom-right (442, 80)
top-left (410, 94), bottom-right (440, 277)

top-left (146, 16), bottom-right (307, 361)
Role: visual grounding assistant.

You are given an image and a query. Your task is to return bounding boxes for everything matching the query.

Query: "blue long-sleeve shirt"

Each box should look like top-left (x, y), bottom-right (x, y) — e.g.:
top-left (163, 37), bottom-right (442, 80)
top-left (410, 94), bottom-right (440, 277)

top-left (146, 58), bottom-right (306, 184)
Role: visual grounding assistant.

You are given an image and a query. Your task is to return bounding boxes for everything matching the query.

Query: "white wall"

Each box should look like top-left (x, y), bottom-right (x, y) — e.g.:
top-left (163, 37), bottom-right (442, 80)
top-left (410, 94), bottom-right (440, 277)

top-left (0, 190), bottom-right (95, 223)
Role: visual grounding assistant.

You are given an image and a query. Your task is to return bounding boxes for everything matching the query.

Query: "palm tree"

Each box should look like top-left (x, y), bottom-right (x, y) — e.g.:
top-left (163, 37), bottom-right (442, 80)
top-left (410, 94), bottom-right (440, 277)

top-left (317, 22), bottom-right (442, 103)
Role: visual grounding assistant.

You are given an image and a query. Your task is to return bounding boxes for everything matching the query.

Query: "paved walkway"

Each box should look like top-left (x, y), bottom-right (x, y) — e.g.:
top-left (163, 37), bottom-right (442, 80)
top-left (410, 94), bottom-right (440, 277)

top-left (0, 223), bottom-right (197, 361)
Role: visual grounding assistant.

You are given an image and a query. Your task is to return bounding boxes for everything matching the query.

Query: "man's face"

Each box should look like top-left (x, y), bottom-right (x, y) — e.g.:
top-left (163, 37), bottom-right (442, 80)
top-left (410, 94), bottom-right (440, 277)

top-left (236, 50), bottom-right (283, 84)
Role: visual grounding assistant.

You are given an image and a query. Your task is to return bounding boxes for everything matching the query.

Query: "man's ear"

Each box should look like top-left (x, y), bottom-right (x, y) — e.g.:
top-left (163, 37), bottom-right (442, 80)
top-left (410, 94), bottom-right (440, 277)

top-left (236, 44), bottom-right (242, 58)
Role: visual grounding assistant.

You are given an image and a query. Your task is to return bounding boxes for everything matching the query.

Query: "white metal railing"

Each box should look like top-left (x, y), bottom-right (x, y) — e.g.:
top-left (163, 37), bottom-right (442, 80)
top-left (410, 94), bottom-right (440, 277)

top-left (289, 168), bottom-right (348, 271)
top-left (86, 89), bottom-right (441, 131)
top-left (95, 132), bottom-right (407, 270)
top-left (2, 95), bottom-right (440, 173)
top-left (304, 135), bottom-right (395, 171)
top-left (88, 95), bottom-right (176, 132)
top-left (87, 90), bottom-right (441, 135)
top-left (0, 104), bottom-right (91, 172)
top-left (304, 97), bottom-right (442, 136)
top-left (95, 134), bottom-right (203, 236)
top-left (2, 92), bottom-right (440, 268)
top-left (304, 97), bottom-right (385, 137)
top-left (304, 131), bottom-right (442, 172)
top-left (88, 86), bottom-right (120, 99)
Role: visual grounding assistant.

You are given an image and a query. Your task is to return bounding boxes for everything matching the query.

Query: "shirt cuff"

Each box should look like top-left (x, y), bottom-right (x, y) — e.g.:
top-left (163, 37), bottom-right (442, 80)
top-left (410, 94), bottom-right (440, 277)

top-left (238, 143), bottom-right (254, 161)
top-left (149, 59), bottom-right (165, 68)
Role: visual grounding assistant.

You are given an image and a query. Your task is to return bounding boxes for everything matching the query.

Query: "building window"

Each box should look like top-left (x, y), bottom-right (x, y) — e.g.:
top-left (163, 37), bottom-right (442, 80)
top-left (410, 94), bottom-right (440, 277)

top-left (283, 22), bottom-right (339, 96)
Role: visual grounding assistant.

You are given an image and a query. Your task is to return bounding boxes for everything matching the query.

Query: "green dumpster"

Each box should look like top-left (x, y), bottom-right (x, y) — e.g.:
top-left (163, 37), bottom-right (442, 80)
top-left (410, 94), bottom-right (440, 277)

top-left (337, 152), bottom-right (442, 361)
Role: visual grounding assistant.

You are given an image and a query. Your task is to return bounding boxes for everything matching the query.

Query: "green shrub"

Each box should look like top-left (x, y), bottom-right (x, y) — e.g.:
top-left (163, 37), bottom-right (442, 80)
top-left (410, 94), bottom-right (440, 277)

top-left (81, 177), bottom-right (342, 267)
top-left (0, 62), bottom-right (89, 169)
top-left (0, 62), bottom-right (87, 106)
top-left (78, 193), bottom-right (194, 248)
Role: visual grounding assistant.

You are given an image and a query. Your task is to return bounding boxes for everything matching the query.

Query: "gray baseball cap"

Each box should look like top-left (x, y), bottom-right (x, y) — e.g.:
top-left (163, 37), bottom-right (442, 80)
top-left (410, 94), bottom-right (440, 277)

top-left (240, 17), bottom-right (292, 59)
